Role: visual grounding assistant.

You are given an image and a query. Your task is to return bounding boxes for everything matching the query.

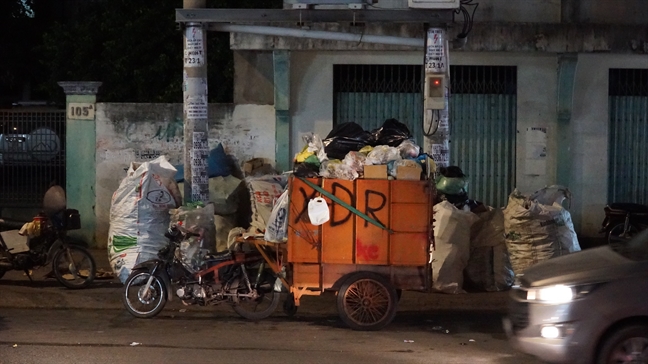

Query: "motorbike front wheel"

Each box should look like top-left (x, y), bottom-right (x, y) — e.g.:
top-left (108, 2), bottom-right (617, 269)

top-left (122, 270), bottom-right (167, 319)
top-left (232, 269), bottom-right (280, 321)
top-left (52, 246), bottom-right (96, 289)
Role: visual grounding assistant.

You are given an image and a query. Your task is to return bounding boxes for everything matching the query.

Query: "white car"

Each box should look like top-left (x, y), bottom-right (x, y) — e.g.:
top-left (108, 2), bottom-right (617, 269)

top-left (504, 230), bottom-right (648, 364)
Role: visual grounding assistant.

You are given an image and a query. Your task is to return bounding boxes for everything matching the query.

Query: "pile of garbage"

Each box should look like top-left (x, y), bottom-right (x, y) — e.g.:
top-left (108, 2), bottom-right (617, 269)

top-left (293, 119), bottom-right (430, 181)
top-left (245, 119), bottom-right (429, 245)
top-left (431, 169), bottom-right (581, 294)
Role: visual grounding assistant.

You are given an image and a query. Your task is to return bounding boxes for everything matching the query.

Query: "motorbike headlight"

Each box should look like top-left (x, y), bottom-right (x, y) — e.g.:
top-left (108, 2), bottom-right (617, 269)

top-left (526, 284), bottom-right (598, 304)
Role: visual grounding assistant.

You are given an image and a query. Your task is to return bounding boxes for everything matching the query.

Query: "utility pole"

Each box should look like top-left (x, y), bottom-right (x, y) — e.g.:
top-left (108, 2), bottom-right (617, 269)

top-left (182, 0), bottom-right (209, 203)
top-left (423, 26), bottom-right (450, 171)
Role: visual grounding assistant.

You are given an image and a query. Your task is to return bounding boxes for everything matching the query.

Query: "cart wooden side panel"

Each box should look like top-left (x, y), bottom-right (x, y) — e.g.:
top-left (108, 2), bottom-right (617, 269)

top-left (287, 176), bottom-right (433, 292)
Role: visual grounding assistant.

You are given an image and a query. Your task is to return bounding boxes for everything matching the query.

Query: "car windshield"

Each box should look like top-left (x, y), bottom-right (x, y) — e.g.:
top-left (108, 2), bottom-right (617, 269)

top-left (610, 229), bottom-right (648, 261)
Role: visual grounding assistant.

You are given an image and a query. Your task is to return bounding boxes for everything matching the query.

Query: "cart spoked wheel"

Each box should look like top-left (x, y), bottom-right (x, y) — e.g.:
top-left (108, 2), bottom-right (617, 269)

top-left (336, 272), bottom-right (398, 331)
top-left (283, 293), bottom-right (298, 317)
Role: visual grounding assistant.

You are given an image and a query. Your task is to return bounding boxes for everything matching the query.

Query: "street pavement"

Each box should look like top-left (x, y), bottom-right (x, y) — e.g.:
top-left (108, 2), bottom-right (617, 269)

top-left (0, 249), bottom-right (511, 315)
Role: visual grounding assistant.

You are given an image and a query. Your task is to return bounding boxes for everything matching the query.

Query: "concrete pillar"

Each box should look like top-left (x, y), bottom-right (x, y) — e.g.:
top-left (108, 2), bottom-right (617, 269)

top-left (58, 81), bottom-right (102, 247)
top-left (183, 0), bottom-right (209, 203)
top-left (556, 54), bottom-right (578, 187)
top-left (273, 50), bottom-right (291, 172)
top-left (423, 27), bottom-right (450, 171)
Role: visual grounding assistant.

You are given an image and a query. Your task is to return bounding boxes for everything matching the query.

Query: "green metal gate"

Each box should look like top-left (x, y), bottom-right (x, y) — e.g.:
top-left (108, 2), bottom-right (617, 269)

top-left (608, 68), bottom-right (648, 204)
top-left (449, 66), bottom-right (517, 208)
top-left (333, 64), bottom-right (423, 145)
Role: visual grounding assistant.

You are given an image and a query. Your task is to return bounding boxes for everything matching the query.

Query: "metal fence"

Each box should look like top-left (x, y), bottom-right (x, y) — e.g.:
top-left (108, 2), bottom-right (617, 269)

top-left (0, 109), bottom-right (66, 207)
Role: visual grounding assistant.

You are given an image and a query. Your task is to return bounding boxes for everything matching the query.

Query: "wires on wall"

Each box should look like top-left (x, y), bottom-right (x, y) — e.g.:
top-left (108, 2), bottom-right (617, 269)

top-left (455, 0), bottom-right (479, 40)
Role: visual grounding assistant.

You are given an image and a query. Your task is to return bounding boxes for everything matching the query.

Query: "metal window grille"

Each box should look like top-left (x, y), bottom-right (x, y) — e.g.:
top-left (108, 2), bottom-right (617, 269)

top-left (449, 65), bottom-right (517, 208)
top-left (0, 109), bottom-right (66, 208)
top-left (333, 64), bottom-right (423, 145)
top-left (608, 68), bottom-right (648, 204)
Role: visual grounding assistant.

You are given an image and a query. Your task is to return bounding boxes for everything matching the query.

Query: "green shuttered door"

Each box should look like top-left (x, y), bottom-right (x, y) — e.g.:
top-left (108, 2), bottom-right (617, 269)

top-left (608, 69), bottom-right (648, 204)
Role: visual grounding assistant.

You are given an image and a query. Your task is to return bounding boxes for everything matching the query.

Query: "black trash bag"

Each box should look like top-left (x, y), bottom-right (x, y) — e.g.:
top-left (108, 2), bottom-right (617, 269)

top-left (293, 163), bottom-right (319, 178)
top-left (372, 118), bottom-right (413, 147)
top-left (439, 166), bottom-right (466, 178)
top-left (323, 122), bottom-right (374, 160)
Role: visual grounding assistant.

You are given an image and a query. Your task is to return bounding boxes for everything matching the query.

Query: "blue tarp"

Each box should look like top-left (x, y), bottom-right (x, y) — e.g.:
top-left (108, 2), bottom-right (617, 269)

top-left (174, 144), bottom-right (232, 182)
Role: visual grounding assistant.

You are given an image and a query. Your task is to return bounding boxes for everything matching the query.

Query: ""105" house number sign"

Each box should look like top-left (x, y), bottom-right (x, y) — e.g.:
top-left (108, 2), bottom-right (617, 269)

top-left (67, 103), bottom-right (95, 120)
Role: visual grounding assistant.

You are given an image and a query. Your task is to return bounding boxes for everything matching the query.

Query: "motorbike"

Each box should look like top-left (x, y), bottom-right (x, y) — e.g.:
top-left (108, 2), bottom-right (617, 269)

top-left (0, 185), bottom-right (97, 288)
top-left (599, 202), bottom-right (648, 244)
top-left (122, 224), bottom-right (281, 320)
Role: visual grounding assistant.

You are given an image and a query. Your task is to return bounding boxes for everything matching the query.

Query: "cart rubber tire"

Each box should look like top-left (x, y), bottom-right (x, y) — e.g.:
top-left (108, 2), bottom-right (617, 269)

top-left (337, 272), bottom-right (398, 331)
top-left (283, 293), bottom-right (298, 317)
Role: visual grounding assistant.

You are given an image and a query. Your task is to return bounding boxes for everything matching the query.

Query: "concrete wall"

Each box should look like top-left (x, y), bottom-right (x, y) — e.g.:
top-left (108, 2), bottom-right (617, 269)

top-left (233, 51), bottom-right (274, 105)
top-left (94, 103), bottom-right (275, 247)
top-left (570, 53), bottom-right (648, 236)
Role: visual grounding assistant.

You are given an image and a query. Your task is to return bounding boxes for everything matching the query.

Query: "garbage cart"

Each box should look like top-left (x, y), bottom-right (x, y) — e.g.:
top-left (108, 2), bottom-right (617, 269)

top-left (243, 175), bottom-right (435, 331)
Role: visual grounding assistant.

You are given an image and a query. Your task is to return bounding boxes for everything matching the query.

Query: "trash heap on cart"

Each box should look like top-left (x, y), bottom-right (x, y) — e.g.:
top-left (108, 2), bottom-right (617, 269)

top-left (240, 118), bottom-right (583, 296)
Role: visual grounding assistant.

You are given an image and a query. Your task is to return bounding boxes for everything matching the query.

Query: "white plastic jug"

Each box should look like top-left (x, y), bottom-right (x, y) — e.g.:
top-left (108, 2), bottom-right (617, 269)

top-left (308, 197), bottom-right (330, 226)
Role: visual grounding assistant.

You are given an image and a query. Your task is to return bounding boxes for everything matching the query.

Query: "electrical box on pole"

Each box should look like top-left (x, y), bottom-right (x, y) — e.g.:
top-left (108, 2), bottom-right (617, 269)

top-left (423, 27), bottom-right (450, 170)
top-left (408, 0), bottom-right (460, 9)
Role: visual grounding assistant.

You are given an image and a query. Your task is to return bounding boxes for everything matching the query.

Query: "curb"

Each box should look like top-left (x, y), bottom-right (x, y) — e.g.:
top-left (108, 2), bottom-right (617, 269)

top-left (0, 249), bottom-right (511, 314)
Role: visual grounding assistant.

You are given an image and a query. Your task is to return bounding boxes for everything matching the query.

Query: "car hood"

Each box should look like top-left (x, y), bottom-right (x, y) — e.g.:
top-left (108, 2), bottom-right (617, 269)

top-left (520, 246), bottom-right (636, 287)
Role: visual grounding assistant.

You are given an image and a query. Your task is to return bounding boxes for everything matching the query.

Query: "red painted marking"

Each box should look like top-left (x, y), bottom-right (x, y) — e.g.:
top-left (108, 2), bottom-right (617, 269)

top-left (356, 239), bottom-right (379, 261)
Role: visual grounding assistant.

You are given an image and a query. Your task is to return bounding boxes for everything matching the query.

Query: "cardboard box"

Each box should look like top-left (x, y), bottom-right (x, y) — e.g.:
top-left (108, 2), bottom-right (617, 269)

top-left (363, 165), bottom-right (388, 179)
top-left (396, 165), bottom-right (422, 180)
top-left (243, 158), bottom-right (265, 175)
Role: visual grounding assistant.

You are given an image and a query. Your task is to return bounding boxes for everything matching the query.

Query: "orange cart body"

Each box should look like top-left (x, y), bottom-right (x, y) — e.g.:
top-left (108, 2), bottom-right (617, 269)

top-left (286, 176), bottom-right (435, 304)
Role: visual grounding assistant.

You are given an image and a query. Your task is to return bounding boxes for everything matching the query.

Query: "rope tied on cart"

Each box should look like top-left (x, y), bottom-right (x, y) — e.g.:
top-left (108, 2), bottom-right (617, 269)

top-left (297, 177), bottom-right (394, 234)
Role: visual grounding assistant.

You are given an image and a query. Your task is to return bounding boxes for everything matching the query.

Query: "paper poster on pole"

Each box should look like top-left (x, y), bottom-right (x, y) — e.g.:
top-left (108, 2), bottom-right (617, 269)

top-left (185, 95), bottom-right (207, 120)
top-left (425, 28), bottom-right (446, 73)
top-left (432, 140), bottom-right (450, 168)
top-left (191, 131), bottom-right (209, 202)
top-left (184, 27), bottom-right (204, 68)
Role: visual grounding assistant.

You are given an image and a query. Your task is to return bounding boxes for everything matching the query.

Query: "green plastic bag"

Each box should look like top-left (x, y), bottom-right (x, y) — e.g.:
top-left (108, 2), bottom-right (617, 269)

top-left (436, 176), bottom-right (468, 195)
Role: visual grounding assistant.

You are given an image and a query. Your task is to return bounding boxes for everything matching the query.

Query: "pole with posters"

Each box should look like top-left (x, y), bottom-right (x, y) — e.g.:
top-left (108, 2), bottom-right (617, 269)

top-left (182, 0), bottom-right (209, 203)
top-left (423, 27), bottom-right (450, 171)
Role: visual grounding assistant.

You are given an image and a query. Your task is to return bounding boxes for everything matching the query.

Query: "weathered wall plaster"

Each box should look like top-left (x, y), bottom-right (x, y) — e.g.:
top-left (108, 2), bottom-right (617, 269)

top-left (94, 103), bottom-right (275, 248)
top-left (570, 53), bottom-right (648, 237)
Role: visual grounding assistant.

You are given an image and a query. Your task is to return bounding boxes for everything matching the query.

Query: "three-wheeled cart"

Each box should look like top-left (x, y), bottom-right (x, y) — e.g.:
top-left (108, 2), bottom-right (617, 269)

top-left (241, 175), bottom-right (435, 331)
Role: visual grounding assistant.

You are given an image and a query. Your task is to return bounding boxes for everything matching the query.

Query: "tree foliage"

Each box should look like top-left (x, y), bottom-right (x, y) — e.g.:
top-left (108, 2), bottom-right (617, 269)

top-left (6, 0), bottom-right (282, 105)
top-left (0, 0), bottom-right (42, 105)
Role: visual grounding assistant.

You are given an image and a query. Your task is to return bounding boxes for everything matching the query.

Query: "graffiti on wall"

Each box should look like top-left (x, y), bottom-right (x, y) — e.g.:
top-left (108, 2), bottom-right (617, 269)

top-left (153, 118), bottom-right (184, 142)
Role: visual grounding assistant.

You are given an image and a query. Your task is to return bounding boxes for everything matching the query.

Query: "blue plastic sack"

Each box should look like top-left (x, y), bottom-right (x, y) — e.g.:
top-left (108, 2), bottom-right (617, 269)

top-left (174, 144), bottom-right (231, 182)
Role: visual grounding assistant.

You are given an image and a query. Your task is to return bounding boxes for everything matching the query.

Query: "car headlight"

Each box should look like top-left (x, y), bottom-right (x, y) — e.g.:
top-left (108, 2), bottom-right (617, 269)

top-left (526, 284), bottom-right (598, 303)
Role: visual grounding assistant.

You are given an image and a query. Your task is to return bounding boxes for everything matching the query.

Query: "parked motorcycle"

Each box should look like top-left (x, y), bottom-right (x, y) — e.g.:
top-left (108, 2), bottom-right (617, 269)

top-left (122, 225), bottom-right (280, 320)
top-left (0, 186), bottom-right (97, 288)
top-left (599, 202), bottom-right (648, 244)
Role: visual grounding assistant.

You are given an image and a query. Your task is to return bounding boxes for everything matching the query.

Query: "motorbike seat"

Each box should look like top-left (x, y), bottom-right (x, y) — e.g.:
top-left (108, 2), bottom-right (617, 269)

top-left (0, 218), bottom-right (28, 231)
top-left (608, 203), bottom-right (648, 214)
top-left (205, 251), bottom-right (232, 264)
